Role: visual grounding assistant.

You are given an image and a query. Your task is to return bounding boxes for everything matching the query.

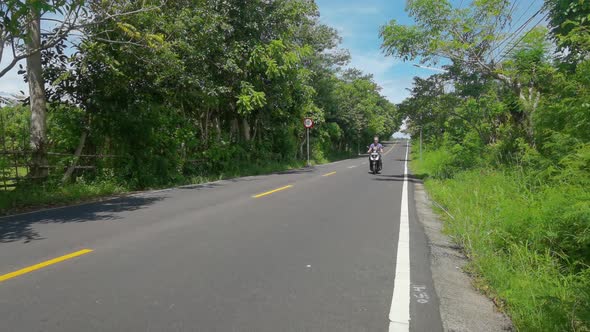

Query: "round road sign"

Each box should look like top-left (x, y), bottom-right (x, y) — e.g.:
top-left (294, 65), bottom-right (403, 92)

top-left (304, 118), bottom-right (314, 128)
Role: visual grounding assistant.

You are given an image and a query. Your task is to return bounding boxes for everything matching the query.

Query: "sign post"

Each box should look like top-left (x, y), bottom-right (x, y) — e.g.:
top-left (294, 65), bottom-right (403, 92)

top-left (303, 118), bottom-right (314, 167)
top-left (306, 127), bottom-right (310, 166)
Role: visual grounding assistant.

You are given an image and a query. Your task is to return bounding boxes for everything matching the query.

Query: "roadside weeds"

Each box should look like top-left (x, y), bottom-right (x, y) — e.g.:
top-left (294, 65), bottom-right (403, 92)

top-left (414, 182), bottom-right (514, 332)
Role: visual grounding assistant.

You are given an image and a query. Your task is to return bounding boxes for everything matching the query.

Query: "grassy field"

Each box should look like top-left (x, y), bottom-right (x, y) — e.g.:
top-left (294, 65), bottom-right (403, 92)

top-left (411, 145), bottom-right (590, 332)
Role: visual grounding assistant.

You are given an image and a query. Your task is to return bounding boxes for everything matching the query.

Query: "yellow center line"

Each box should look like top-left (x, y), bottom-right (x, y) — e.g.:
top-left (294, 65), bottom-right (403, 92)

top-left (252, 185), bottom-right (293, 198)
top-left (0, 249), bottom-right (93, 283)
top-left (322, 171), bottom-right (337, 177)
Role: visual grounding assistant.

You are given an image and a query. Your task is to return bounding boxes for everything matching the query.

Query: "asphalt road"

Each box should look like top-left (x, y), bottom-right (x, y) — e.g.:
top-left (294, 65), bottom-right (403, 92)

top-left (0, 141), bottom-right (443, 332)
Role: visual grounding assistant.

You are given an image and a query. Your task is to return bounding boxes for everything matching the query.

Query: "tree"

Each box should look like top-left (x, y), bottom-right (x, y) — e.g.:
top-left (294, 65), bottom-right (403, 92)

top-left (1, 0), bottom-right (159, 78)
top-left (1, 0), bottom-right (81, 78)
top-left (501, 27), bottom-right (554, 145)
top-left (25, 1), bottom-right (49, 178)
top-left (2, 0), bottom-right (159, 179)
top-left (379, 0), bottom-right (547, 145)
top-left (25, 0), bottom-right (399, 187)
top-left (545, 0), bottom-right (590, 64)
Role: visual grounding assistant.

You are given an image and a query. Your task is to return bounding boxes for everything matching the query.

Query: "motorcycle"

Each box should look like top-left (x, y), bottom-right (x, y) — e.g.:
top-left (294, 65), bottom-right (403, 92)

top-left (369, 150), bottom-right (382, 174)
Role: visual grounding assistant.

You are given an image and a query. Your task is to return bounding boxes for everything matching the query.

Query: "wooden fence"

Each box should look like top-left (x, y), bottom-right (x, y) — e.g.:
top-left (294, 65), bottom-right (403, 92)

top-left (0, 150), bottom-right (118, 190)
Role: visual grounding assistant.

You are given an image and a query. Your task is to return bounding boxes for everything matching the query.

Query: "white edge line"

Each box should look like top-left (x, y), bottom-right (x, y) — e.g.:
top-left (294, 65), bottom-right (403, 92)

top-left (389, 143), bottom-right (411, 332)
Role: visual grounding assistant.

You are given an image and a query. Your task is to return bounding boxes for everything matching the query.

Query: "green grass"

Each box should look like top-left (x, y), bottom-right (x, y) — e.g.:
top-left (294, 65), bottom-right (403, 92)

top-left (0, 180), bottom-right (127, 213)
top-left (0, 155), bottom-right (351, 215)
top-left (412, 145), bottom-right (590, 331)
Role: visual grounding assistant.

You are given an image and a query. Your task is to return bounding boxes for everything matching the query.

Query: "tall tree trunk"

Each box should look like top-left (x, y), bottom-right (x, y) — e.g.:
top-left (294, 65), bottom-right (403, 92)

top-left (526, 87), bottom-right (540, 147)
top-left (518, 86), bottom-right (539, 147)
top-left (494, 72), bottom-right (538, 147)
top-left (26, 2), bottom-right (48, 179)
top-left (203, 108), bottom-right (210, 145)
top-left (197, 116), bottom-right (204, 141)
top-left (61, 130), bottom-right (87, 184)
top-left (213, 110), bottom-right (221, 139)
top-left (252, 116), bottom-right (260, 142)
top-left (230, 118), bottom-right (239, 142)
top-left (242, 118), bottom-right (251, 141)
top-left (229, 102), bottom-right (239, 142)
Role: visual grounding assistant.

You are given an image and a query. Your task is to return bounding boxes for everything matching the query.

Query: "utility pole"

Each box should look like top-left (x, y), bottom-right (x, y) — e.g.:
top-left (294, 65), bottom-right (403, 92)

top-left (420, 126), bottom-right (423, 161)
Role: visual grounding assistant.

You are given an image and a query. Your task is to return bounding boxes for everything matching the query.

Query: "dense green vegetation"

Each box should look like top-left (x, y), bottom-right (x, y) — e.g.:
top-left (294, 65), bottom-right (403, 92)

top-left (0, 0), bottom-right (400, 211)
top-left (3, 0), bottom-right (589, 329)
top-left (383, 0), bottom-right (590, 330)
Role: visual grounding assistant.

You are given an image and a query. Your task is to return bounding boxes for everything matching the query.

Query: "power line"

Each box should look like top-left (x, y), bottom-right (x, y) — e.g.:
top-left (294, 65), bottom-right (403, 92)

top-left (490, 7), bottom-right (544, 62)
top-left (488, 0), bottom-right (543, 52)
top-left (489, 0), bottom-right (521, 56)
top-left (498, 9), bottom-right (542, 50)
top-left (513, 0), bottom-right (538, 27)
top-left (496, 12), bottom-right (549, 63)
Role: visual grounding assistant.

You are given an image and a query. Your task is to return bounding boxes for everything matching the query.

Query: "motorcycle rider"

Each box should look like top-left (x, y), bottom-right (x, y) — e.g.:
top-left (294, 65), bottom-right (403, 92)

top-left (367, 136), bottom-right (384, 154)
top-left (367, 136), bottom-right (384, 172)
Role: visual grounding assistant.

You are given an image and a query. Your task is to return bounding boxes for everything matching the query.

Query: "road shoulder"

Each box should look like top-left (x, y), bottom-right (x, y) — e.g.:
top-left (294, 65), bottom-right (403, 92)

top-left (413, 182), bottom-right (513, 332)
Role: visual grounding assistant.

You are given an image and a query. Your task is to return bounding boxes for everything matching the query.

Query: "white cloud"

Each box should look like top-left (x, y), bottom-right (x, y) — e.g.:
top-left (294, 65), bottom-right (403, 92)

top-left (378, 77), bottom-right (415, 104)
top-left (346, 51), bottom-right (399, 77)
top-left (392, 119), bottom-right (410, 138)
top-left (332, 25), bottom-right (353, 38)
top-left (378, 69), bottom-right (434, 104)
top-left (343, 50), bottom-right (418, 104)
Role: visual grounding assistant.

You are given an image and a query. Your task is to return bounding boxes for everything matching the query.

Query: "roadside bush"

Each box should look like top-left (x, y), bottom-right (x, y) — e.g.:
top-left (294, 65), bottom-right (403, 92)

top-left (413, 148), bottom-right (456, 179)
top-left (414, 143), bottom-right (590, 332)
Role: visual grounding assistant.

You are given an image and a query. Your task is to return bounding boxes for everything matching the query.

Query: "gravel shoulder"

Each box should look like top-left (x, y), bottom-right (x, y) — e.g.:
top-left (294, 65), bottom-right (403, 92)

top-left (414, 182), bottom-right (513, 332)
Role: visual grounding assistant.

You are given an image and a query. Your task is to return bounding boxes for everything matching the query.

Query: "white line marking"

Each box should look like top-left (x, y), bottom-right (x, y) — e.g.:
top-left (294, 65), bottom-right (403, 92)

top-left (412, 285), bottom-right (430, 304)
top-left (347, 165), bottom-right (358, 169)
top-left (389, 143), bottom-right (411, 332)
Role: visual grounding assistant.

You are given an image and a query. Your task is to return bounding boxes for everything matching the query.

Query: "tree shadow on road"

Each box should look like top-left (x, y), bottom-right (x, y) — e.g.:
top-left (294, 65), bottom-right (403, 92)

top-left (275, 168), bottom-right (316, 175)
top-left (177, 182), bottom-right (227, 189)
top-left (0, 196), bottom-right (164, 244)
top-left (370, 174), bottom-right (427, 183)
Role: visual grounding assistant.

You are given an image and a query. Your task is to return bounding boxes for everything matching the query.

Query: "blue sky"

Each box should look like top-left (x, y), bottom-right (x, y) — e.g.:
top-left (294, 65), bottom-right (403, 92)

top-left (315, 0), bottom-right (428, 104)
top-left (1, 0), bottom-right (545, 105)
top-left (0, 60), bottom-right (27, 99)
top-left (315, 0), bottom-right (545, 104)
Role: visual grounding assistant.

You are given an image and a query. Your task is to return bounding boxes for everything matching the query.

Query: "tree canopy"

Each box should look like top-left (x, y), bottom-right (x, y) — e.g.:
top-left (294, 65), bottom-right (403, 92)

top-left (1, 0), bottom-right (400, 187)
